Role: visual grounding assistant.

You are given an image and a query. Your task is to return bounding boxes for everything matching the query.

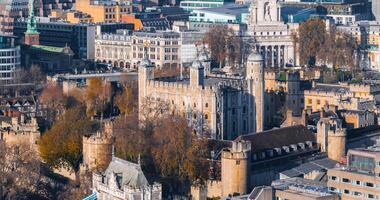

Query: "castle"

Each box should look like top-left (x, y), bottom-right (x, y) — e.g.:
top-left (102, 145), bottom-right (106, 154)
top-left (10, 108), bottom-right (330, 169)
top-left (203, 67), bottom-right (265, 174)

top-left (0, 115), bottom-right (40, 149)
top-left (138, 48), bottom-right (265, 140)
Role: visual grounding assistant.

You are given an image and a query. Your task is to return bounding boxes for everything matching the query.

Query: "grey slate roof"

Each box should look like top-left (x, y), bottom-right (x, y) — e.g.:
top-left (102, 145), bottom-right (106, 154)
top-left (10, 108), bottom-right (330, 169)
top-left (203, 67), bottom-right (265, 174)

top-left (104, 157), bottom-right (149, 188)
top-left (280, 158), bottom-right (338, 178)
top-left (236, 125), bottom-right (316, 153)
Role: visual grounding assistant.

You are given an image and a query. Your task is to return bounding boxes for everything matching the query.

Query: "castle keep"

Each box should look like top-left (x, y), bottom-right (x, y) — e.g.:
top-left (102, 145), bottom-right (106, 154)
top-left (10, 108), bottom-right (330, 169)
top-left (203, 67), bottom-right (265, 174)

top-left (138, 49), bottom-right (265, 140)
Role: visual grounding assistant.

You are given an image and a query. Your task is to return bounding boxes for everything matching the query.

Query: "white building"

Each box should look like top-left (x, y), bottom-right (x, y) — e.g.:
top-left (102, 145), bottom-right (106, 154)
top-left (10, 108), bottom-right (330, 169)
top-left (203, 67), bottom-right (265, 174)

top-left (245, 0), bottom-right (297, 68)
top-left (92, 157), bottom-right (162, 200)
top-left (95, 29), bottom-right (182, 69)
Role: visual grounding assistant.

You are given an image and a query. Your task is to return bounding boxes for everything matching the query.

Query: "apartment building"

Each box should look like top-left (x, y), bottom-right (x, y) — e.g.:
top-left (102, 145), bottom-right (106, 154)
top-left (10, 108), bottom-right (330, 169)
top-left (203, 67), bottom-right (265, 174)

top-left (327, 143), bottom-right (380, 200)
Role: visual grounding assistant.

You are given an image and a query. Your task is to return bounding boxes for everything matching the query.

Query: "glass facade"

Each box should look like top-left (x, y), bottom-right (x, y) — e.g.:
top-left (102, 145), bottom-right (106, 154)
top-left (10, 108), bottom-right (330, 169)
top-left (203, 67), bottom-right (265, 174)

top-left (348, 154), bottom-right (376, 174)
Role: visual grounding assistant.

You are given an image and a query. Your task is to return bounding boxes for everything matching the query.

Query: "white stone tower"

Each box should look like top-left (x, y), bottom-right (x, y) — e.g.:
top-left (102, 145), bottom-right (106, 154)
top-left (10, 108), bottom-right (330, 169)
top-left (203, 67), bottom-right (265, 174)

top-left (190, 59), bottom-right (204, 87)
top-left (138, 50), bottom-right (154, 118)
top-left (246, 51), bottom-right (265, 133)
top-left (221, 140), bottom-right (251, 196)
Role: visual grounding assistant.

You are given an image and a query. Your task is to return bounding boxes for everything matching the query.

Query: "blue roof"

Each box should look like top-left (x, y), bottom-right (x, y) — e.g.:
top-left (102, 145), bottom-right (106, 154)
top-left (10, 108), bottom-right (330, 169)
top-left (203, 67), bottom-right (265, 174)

top-left (83, 192), bottom-right (97, 200)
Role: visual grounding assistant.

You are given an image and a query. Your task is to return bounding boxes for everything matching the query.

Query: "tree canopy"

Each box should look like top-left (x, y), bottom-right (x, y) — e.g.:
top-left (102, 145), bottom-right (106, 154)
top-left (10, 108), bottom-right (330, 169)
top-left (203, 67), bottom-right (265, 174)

top-left (39, 106), bottom-right (94, 174)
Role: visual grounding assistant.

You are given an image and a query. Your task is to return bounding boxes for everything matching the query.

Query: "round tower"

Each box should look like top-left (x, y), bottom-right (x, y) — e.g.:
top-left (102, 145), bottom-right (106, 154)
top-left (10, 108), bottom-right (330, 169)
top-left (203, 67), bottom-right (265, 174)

top-left (317, 117), bottom-right (346, 162)
top-left (82, 131), bottom-right (114, 171)
top-left (246, 51), bottom-right (264, 132)
top-left (328, 127), bottom-right (346, 162)
top-left (221, 140), bottom-right (251, 197)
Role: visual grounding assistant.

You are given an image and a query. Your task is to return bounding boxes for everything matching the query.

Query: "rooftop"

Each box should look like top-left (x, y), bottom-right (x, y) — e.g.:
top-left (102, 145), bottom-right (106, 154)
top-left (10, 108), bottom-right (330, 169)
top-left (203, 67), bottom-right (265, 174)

top-left (101, 157), bottom-right (148, 189)
top-left (272, 177), bottom-right (334, 198)
top-left (30, 45), bottom-right (66, 53)
top-left (236, 125), bottom-right (316, 153)
top-left (280, 157), bottom-right (338, 178)
top-left (195, 4), bottom-right (248, 16)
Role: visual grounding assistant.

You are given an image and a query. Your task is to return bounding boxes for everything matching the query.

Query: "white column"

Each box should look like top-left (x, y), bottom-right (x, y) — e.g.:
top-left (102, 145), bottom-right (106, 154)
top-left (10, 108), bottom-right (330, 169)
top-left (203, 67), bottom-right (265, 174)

top-left (271, 46), bottom-right (275, 68)
top-left (277, 46), bottom-right (281, 68)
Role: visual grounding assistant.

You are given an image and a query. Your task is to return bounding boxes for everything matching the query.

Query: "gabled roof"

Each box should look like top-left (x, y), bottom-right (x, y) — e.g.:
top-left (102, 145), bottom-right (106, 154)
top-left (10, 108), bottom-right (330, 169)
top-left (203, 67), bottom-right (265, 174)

top-left (104, 157), bottom-right (148, 189)
top-left (235, 125), bottom-right (316, 153)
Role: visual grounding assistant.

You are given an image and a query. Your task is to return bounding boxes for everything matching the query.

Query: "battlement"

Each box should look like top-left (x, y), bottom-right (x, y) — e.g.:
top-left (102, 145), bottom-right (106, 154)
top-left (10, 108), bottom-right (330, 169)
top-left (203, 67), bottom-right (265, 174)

top-left (83, 131), bottom-right (114, 144)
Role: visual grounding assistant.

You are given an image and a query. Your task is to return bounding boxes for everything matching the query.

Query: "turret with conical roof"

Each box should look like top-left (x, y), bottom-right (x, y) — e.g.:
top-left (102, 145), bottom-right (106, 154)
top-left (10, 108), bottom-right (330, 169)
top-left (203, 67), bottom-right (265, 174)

top-left (246, 50), bottom-right (264, 132)
top-left (190, 58), bottom-right (205, 87)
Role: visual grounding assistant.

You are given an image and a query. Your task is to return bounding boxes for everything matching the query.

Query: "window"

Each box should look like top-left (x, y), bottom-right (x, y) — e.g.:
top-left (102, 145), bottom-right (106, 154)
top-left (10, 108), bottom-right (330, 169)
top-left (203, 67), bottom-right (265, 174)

top-left (353, 191), bottom-right (362, 196)
top-left (367, 194), bottom-right (375, 199)
top-left (330, 176), bottom-right (338, 181)
top-left (343, 189), bottom-right (349, 194)
top-left (205, 114), bottom-right (208, 120)
top-left (205, 103), bottom-right (208, 108)
top-left (366, 182), bottom-right (374, 187)
top-left (354, 180), bottom-right (361, 185)
top-left (317, 100), bottom-right (321, 105)
top-left (342, 178), bottom-right (350, 183)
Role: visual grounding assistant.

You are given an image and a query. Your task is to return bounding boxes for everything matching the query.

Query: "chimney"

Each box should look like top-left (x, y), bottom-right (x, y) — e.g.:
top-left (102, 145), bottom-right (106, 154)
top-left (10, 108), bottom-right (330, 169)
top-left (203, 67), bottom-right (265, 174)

top-left (320, 108), bottom-right (326, 119)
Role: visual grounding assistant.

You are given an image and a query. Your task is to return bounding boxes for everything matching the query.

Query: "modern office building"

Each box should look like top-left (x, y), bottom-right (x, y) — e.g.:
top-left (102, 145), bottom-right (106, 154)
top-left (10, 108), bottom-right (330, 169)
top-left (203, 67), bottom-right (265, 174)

top-left (67, 0), bottom-right (133, 23)
top-left (373, 0), bottom-right (380, 21)
top-left (180, 0), bottom-right (234, 12)
top-left (327, 143), bottom-right (380, 200)
top-left (190, 4), bottom-right (249, 23)
top-left (0, 35), bottom-right (20, 85)
top-left (13, 18), bottom-right (133, 60)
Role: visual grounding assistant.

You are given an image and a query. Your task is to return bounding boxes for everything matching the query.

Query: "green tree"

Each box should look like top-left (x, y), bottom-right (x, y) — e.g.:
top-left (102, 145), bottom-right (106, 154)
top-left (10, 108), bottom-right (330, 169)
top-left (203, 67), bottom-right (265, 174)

top-left (38, 107), bottom-right (94, 180)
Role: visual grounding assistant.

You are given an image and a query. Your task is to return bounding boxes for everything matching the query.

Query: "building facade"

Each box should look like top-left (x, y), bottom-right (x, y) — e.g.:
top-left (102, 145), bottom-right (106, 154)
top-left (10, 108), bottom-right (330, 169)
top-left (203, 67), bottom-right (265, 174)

top-left (95, 29), bottom-right (181, 69)
top-left (303, 83), bottom-right (379, 112)
top-left (69, 0), bottom-right (133, 23)
top-left (327, 145), bottom-right (380, 200)
top-left (246, 0), bottom-right (297, 68)
top-left (372, 0), bottom-right (380, 21)
top-left (13, 18), bottom-right (96, 59)
top-left (190, 4), bottom-right (249, 24)
top-left (0, 35), bottom-right (20, 85)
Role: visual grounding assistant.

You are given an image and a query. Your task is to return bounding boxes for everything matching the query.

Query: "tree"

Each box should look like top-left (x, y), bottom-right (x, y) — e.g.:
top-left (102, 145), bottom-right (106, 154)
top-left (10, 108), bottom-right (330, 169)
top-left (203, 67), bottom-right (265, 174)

top-left (85, 78), bottom-right (111, 117)
top-left (38, 106), bottom-right (94, 180)
top-left (297, 18), bottom-right (327, 66)
top-left (0, 141), bottom-right (42, 199)
top-left (39, 84), bottom-right (66, 125)
top-left (204, 26), bottom-right (243, 67)
top-left (150, 114), bottom-right (209, 192)
top-left (113, 114), bottom-right (147, 163)
top-left (115, 81), bottom-right (138, 117)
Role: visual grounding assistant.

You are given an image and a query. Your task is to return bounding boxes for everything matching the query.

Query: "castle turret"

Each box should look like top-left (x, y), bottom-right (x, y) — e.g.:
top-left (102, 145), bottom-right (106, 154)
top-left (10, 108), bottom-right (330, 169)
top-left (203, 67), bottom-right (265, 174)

top-left (138, 51), bottom-right (154, 118)
top-left (190, 60), bottom-right (204, 87)
top-left (221, 140), bottom-right (251, 196)
top-left (82, 130), bottom-right (114, 171)
top-left (317, 117), bottom-right (346, 162)
top-left (246, 51), bottom-right (264, 132)
top-left (198, 46), bottom-right (211, 75)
